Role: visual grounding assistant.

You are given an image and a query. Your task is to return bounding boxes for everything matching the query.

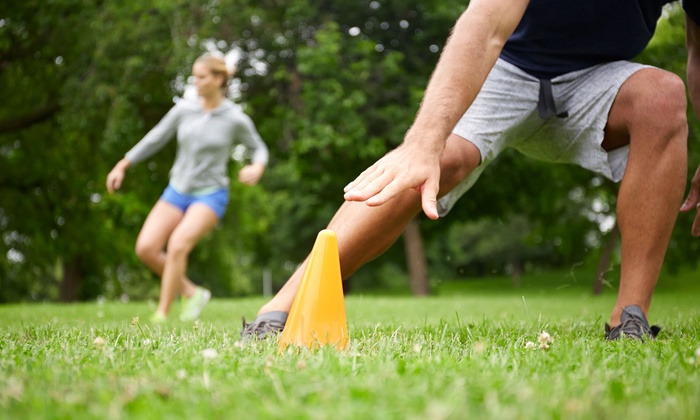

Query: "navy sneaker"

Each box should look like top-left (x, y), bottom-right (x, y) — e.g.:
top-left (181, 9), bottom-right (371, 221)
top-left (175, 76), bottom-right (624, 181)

top-left (605, 305), bottom-right (660, 341)
top-left (241, 311), bottom-right (288, 341)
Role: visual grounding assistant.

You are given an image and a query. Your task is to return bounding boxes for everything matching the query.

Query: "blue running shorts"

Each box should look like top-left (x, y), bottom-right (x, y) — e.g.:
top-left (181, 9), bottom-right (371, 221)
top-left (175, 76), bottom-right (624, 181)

top-left (160, 184), bottom-right (229, 219)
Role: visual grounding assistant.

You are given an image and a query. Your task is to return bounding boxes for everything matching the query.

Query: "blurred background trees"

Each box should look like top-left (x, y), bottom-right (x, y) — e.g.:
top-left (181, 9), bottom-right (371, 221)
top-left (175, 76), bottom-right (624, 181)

top-left (1, 0), bottom-right (697, 302)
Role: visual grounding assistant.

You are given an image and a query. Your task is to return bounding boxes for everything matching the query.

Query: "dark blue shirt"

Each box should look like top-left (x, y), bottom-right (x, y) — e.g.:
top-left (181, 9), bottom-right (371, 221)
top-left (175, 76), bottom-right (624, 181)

top-left (500, 0), bottom-right (698, 79)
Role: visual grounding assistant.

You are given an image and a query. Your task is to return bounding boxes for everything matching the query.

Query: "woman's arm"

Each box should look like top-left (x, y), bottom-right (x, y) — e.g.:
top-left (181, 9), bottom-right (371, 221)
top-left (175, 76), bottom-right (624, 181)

top-left (106, 103), bottom-right (182, 193)
top-left (235, 112), bottom-right (268, 186)
top-left (123, 103), bottom-right (182, 165)
top-left (106, 158), bottom-right (132, 193)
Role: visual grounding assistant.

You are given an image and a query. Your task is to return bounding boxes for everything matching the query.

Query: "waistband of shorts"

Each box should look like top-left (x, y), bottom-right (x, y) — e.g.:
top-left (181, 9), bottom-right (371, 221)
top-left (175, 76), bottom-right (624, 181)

top-left (168, 183), bottom-right (227, 197)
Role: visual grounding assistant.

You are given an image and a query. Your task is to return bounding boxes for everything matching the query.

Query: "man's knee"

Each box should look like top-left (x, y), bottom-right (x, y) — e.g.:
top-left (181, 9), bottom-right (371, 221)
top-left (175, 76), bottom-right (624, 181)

top-left (439, 135), bottom-right (481, 193)
top-left (630, 70), bottom-right (687, 132)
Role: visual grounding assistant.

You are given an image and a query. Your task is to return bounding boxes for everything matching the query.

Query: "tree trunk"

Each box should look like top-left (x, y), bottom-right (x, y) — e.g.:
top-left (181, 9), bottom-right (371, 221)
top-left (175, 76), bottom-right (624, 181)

top-left (593, 223), bottom-right (620, 295)
top-left (59, 256), bottom-right (82, 302)
top-left (510, 256), bottom-right (523, 288)
top-left (404, 218), bottom-right (429, 296)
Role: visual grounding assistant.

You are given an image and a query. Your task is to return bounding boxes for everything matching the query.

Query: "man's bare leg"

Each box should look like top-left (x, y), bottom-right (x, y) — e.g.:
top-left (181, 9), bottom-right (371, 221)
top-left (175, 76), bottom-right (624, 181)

top-left (602, 68), bottom-right (688, 327)
top-left (257, 135), bottom-right (481, 316)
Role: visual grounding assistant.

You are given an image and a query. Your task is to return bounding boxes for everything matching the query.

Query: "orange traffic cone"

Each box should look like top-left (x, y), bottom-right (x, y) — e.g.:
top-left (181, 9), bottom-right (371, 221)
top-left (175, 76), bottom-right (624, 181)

top-left (279, 229), bottom-right (348, 351)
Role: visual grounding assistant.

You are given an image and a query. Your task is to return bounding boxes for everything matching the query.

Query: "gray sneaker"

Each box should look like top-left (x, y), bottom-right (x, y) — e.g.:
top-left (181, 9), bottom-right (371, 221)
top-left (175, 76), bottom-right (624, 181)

top-left (605, 305), bottom-right (660, 341)
top-left (241, 311), bottom-right (288, 340)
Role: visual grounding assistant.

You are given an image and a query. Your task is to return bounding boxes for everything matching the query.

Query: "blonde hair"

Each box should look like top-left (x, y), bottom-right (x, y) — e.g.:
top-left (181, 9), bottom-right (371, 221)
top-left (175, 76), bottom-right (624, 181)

top-left (195, 53), bottom-right (235, 94)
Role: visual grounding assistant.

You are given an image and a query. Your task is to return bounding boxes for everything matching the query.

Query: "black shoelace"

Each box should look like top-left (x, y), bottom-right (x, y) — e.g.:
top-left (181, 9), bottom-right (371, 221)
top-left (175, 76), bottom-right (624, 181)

top-left (606, 315), bottom-right (660, 340)
top-left (618, 316), bottom-right (657, 338)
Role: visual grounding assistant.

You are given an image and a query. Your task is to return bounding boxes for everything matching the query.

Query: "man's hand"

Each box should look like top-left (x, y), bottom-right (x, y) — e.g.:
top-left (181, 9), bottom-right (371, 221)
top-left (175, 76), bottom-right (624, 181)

top-left (343, 142), bottom-right (442, 220)
top-left (342, 0), bottom-right (527, 221)
top-left (238, 162), bottom-right (265, 186)
top-left (680, 165), bottom-right (700, 236)
top-left (684, 16), bottom-right (700, 236)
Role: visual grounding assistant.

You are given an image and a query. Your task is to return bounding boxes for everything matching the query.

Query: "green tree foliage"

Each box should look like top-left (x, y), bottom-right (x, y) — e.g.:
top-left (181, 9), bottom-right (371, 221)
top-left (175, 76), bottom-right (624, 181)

top-left (0, 1), bottom-right (232, 301)
top-left (214, 0), bottom-right (467, 288)
top-left (1, 1), bottom-right (698, 302)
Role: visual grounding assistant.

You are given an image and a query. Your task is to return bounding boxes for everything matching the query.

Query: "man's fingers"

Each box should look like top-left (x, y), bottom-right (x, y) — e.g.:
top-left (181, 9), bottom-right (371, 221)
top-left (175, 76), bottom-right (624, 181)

top-left (692, 209), bottom-right (700, 236)
top-left (344, 170), bottom-right (394, 202)
top-left (680, 188), bottom-right (700, 236)
top-left (682, 170), bottom-right (700, 212)
top-left (363, 179), bottom-right (407, 206)
top-left (344, 165), bottom-right (383, 194)
top-left (343, 175), bottom-right (363, 193)
top-left (420, 176), bottom-right (440, 220)
top-left (343, 144), bottom-right (440, 210)
top-left (680, 194), bottom-right (699, 212)
top-left (344, 165), bottom-right (379, 192)
top-left (361, 175), bottom-right (439, 220)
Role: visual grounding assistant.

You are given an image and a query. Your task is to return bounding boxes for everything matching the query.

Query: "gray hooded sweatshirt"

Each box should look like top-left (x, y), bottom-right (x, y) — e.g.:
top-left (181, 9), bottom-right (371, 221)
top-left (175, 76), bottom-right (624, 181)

top-left (124, 98), bottom-right (268, 194)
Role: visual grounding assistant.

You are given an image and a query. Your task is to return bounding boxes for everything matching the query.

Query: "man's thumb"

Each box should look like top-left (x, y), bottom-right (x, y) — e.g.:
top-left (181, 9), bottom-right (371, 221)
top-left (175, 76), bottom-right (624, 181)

top-left (421, 177), bottom-right (440, 220)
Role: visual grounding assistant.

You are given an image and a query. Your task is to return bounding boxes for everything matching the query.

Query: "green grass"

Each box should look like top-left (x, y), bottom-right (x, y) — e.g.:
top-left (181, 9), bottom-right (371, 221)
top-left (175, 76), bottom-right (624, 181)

top-left (2, 272), bottom-right (700, 419)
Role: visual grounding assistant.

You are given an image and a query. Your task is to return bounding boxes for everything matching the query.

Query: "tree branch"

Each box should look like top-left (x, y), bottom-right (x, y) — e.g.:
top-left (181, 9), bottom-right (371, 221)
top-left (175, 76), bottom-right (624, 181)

top-left (0, 102), bottom-right (60, 134)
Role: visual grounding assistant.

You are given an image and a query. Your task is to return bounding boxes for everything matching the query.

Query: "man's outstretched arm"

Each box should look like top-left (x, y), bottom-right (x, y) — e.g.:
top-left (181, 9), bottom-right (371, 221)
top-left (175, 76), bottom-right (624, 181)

top-left (681, 14), bottom-right (700, 235)
top-left (344, 0), bottom-right (529, 219)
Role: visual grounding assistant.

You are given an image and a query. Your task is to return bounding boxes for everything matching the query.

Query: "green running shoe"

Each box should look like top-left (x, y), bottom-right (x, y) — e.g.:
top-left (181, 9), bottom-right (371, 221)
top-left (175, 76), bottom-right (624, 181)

top-left (180, 286), bottom-right (211, 322)
top-left (150, 312), bottom-right (168, 324)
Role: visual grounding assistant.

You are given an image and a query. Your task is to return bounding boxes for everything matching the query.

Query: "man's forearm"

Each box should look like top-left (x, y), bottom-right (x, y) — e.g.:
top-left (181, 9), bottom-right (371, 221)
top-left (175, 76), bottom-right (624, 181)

top-left (405, 0), bottom-right (529, 154)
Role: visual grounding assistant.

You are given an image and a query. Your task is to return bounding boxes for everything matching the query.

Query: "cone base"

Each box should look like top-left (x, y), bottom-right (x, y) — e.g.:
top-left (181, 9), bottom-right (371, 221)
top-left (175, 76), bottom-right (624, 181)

top-left (278, 230), bottom-right (348, 351)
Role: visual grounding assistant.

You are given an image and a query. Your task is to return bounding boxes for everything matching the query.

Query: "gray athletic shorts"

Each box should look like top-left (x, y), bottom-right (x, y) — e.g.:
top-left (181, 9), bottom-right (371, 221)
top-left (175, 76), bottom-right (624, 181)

top-left (437, 58), bottom-right (651, 216)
